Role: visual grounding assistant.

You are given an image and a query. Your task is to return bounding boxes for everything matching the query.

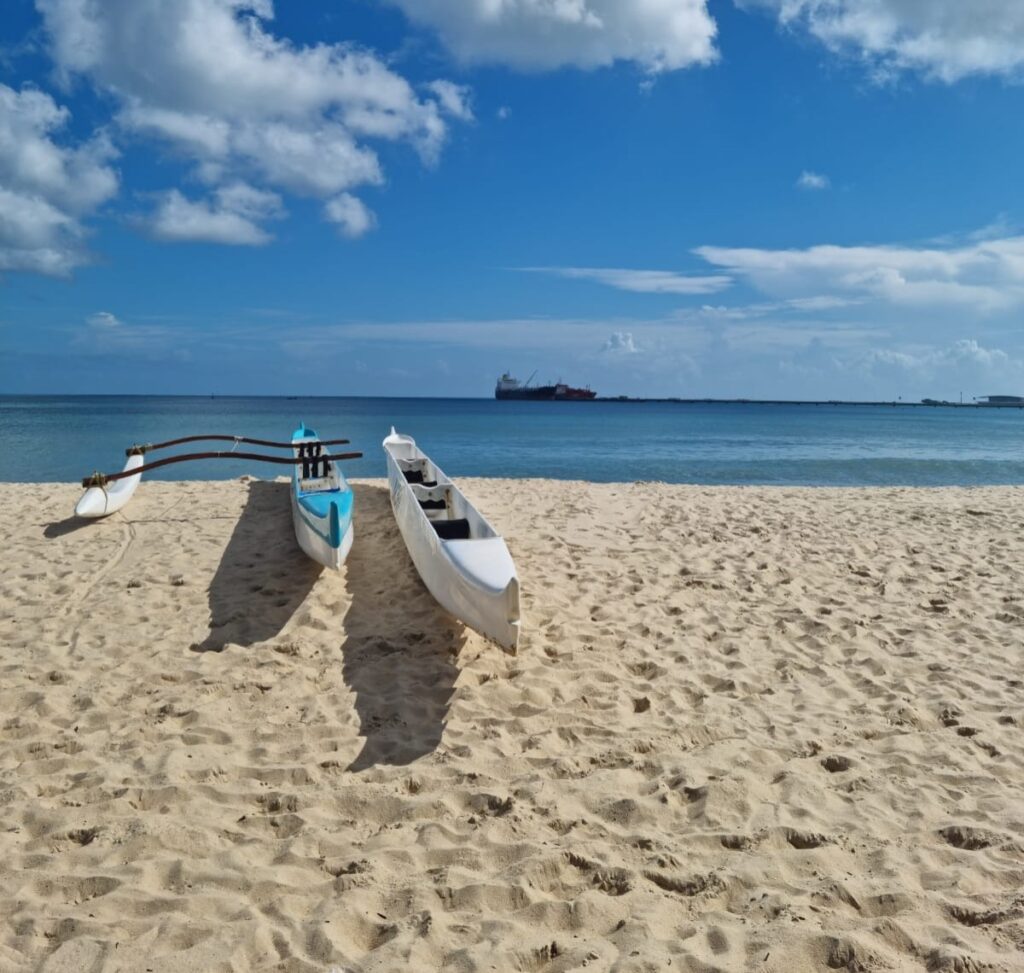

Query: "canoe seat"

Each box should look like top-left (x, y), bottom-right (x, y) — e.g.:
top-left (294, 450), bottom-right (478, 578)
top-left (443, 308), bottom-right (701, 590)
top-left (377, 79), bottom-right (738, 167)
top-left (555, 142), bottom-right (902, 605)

top-left (432, 518), bottom-right (471, 540)
top-left (403, 469), bottom-right (438, 487)
top-left (419, 498), bottom-right (446, 510)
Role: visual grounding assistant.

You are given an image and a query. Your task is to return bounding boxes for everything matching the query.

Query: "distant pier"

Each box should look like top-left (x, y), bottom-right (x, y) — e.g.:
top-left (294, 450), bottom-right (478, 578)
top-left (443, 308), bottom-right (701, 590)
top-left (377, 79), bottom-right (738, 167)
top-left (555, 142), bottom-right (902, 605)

top-left (581, 397), bottom-right (1024, 408)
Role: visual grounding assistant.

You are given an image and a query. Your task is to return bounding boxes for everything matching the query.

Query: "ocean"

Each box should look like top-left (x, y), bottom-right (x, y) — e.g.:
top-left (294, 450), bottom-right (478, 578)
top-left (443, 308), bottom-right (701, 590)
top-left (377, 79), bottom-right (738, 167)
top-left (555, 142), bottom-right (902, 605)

top-left (2, 395), bottom-right (1024, 486)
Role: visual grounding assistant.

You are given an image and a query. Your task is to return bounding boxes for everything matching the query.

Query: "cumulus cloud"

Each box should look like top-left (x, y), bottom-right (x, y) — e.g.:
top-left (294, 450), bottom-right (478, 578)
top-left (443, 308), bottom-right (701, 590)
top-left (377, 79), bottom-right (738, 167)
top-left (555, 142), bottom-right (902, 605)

top-left (746, 0), bottom-right (1024, 82)
top-left (386, 0), bottom-right (718, 72)
top-left (0, 83), bottom-right (118, 275)
top-left (602, 331), bottom-right (638, 354)
top-left (694, 235), bottom-right (1024, 311)
top-left (148, 184), bottom-right (283, 245)
top-left (35, 0), bottom-right (467, 243)
top-left (935, 338), bottom-right (1011, 369)
top-left (524, 266), bottom-right (732, 295)
top-left (324, 193), bottom-right (376, 239)
top-left (796, 170), bottom-right (829, 190)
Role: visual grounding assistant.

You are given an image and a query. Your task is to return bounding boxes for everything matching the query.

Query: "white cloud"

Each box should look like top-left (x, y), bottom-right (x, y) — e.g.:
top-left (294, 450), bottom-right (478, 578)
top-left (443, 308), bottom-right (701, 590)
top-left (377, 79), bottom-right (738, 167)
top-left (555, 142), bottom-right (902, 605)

top-left (0, 83), bottom-right (118, 276)
top-left (497, 106), bottom-right (511, 120)
top-left (858, 339), bottom-right (1017, 376)
top-left (148, 184), bottom-right (283, 245)
top-left (691, 295), bottom-right (864, 322)
top-left (747, 0), bottom-right (1024, 82)
top-left (74, 309), bottom-right (180, 358)
top-left (859, 347), bottom-right (925, 371)
top-left (35, 0), bottom-right (467, 243)
top-left (936, 338), bottom-right (1011, 369)
top-left (784, 295), bottom-right (858, 311)
top-left (325, 193), bottom-right (376, 239)
top-left (694, 235), bottom-right (1024, 311)
top-left (424, 80), bottom-right (474, 121)
top-left (524, 266), bottom-right (732, 295)
top-left (86, 310), bottom-right (121, 328)
top-left (386, 0), bottom-right (718, 72)
top-left (796, 170), bottom-right (829, 190)
top-left (602, 331), bottom-right (638, 353)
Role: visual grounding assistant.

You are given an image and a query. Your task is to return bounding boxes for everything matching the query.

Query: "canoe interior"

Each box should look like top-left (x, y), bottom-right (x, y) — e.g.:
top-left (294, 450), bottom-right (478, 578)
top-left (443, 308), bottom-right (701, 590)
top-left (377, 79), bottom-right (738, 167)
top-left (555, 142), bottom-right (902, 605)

top-left (394, 455), bottom-right (498, 542)
top-left (292, 424), bottom-right (348, 503)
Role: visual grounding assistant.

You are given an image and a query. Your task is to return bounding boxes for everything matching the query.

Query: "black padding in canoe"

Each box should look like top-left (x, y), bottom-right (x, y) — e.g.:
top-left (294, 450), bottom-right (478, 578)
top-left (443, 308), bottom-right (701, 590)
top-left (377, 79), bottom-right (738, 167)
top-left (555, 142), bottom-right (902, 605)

top-left (419, 498), bottom-right (446, 510)
top-left (432, 518), bottom-right (471, 540)
top-left (403, 469), bottom-right (424, 484)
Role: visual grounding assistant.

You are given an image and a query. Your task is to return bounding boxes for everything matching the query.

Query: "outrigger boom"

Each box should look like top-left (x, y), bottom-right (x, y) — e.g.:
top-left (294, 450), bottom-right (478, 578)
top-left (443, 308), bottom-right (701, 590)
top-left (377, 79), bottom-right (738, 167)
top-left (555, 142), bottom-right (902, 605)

top-left (82, 449), bottom-right (362, 488)
top-left (74, 430), bottom-right (361, 521)
top-left (125, 434), bottom-right (351, 455)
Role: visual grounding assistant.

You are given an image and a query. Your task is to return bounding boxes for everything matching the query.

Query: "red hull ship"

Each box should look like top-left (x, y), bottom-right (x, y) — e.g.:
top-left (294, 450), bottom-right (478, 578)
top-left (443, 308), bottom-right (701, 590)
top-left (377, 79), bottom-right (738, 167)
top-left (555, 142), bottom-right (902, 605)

top-left (495, 372), bottom-right (596, 401)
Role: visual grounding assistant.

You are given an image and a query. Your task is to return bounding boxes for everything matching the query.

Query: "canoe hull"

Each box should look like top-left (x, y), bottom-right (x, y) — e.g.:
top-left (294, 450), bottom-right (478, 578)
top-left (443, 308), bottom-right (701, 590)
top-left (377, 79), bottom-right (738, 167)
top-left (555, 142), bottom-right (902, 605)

top-left (75, 453), bottom-right (144, 518)
top-left (291, 499), bottom-right (354, 570)
top-left (384, 430), bottom-right (520, 650)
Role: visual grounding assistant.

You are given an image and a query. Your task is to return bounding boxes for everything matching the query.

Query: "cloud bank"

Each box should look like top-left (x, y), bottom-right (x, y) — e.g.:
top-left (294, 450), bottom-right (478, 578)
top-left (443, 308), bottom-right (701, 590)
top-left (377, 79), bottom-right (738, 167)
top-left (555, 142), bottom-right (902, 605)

top-left (695, 236), bottom-right (1024, 311)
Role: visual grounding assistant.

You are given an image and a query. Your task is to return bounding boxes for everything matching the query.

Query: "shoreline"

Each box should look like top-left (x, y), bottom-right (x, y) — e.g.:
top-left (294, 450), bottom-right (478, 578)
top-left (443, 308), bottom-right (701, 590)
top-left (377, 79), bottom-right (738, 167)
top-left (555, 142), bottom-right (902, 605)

top-left (2, 478), bottom-right (1022, 971)
top-left (9, 477), bottom-right (1024, 490)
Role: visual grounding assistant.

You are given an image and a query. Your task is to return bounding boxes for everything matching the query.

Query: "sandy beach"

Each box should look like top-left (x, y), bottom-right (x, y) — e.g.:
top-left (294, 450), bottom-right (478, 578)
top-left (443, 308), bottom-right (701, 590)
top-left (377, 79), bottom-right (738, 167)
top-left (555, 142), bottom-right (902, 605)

top-left (1, 477), bottom-right (1022, 972)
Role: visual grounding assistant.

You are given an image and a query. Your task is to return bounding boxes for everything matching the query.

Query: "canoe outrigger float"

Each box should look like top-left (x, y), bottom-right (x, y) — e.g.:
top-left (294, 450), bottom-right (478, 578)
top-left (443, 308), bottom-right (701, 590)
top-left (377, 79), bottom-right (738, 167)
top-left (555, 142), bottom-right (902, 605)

top-left (383, 427), bottom-right (520, 650)
top-left (75, 428), bottom-right (362, 570)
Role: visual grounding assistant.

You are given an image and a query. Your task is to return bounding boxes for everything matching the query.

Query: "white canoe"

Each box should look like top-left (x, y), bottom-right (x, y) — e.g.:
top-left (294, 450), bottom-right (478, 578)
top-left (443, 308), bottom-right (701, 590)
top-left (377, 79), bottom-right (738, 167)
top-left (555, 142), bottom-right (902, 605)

top-left (75, 452), bottom-right (145, 518)
top-left (383, 427), bottom-right (520, 650)
top-left (291, 422), bottom-right (354, 570)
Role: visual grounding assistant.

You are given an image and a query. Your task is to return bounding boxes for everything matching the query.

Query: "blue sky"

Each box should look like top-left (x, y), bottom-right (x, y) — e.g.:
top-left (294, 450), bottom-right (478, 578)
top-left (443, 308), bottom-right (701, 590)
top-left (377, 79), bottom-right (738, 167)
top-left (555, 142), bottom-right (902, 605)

top-left (3, 0), bottom-right (1024, 399)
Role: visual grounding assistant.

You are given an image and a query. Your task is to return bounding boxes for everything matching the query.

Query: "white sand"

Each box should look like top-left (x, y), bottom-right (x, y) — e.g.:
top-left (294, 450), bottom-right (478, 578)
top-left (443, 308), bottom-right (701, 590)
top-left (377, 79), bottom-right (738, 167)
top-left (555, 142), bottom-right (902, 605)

top-left (1, 478), bottom-right (1022, 972)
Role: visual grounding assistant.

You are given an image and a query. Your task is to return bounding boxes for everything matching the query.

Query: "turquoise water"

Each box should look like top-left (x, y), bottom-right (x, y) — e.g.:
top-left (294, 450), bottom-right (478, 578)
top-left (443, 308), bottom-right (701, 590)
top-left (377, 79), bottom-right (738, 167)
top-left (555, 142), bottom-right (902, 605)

top-left (2, 395), bottom-right (1024, 485)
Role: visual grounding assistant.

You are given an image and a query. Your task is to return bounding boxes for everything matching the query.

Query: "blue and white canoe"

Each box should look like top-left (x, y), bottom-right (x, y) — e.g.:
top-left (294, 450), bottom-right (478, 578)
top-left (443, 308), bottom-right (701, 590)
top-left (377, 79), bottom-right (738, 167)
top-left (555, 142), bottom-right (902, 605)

top-left (291, 423), bottom-right (355, 569)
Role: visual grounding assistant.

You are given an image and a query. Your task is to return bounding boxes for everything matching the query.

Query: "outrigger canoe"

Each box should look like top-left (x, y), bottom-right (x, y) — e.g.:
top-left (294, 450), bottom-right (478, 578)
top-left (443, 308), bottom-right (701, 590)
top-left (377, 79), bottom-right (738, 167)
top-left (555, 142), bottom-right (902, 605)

top-left (75, 431), bottom-right (361, 571)
top-left (383, 427), bottom-right (520, 650)
top-left (290, 423), bottom-right (355, 570)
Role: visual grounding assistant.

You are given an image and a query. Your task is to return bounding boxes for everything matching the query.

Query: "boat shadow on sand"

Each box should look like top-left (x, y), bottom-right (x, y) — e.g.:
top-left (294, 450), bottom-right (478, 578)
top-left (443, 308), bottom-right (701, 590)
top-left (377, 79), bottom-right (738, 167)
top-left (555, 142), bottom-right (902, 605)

top-left (193, 480), bottom-right (323, 652)
top-left (44, 516), bottom-right (98, 538)
top-left (194, 479), bottom-right (463, 769)
top-left (342, 482), bottom-right (464, 771)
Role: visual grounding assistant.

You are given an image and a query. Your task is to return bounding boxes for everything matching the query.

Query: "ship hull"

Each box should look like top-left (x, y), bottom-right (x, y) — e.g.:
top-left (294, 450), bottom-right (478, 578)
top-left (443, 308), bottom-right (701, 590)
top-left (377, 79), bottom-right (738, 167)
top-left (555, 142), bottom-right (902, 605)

top-left (495, 386), bottom-right (596, 401)
top-left (495, 385), bottom-right (559, 400)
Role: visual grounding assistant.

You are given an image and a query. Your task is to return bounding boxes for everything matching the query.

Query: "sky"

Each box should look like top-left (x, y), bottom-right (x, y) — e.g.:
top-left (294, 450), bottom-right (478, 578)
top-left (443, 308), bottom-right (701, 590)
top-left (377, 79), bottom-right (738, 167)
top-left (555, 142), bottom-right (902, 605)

top-left (2, 0), bottom-right (1024, 400)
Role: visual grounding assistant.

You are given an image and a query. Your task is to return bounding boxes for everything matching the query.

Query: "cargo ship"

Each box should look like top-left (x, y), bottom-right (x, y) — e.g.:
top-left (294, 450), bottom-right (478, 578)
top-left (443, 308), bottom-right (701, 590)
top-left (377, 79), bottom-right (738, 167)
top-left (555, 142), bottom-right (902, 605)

top-left (495, 372), bottom-right (596, 401)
